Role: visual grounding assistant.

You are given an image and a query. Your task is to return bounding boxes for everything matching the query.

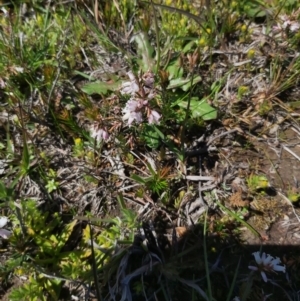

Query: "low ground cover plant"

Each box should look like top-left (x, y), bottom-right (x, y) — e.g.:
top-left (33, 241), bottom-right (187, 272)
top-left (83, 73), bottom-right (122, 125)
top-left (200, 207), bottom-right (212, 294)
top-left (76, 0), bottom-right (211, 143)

top-left (1, 0), bottom-right (300, 300)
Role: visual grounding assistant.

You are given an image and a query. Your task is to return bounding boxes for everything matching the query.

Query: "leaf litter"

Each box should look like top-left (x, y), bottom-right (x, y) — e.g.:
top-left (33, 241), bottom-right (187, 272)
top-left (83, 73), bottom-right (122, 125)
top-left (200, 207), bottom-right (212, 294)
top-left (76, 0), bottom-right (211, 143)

top-left (1, 1), bottom-right (300, 300)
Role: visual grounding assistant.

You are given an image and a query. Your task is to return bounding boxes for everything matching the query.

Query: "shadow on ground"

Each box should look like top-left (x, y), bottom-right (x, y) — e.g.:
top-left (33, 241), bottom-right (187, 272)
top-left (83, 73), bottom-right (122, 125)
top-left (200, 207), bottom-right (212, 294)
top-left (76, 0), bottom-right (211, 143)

top-left (93, 220), bottom-right (300, 301)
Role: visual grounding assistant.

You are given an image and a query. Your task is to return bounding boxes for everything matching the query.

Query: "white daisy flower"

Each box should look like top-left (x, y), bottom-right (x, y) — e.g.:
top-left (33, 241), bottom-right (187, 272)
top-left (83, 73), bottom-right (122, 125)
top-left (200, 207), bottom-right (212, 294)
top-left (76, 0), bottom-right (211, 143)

top-left (248, 252), bottom-right (285, 282)
top-left (0, 216), bottom-right (12, 239)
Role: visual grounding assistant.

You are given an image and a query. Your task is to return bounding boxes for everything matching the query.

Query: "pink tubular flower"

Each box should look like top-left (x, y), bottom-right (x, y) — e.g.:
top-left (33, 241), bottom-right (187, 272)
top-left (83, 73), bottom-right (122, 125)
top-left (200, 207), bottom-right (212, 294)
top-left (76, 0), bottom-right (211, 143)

top-left (122, 99), bottom-right (145, 126)
top-left (148, 110), bottom-right (161, 124)
top-left (0, 78), bottom-right (6, 89)
top-left (120, 70), bottom-right (161, 126)
top-left (289, 21), bottom-right (300, 32)
top-left (90, 125), bottom-right (110, 141)
top-left (273, 13), bottom-right (300, 33)
top-left (142, 71), bottom-right (155, 88)
top-left (120, 71), bottom-right (139, 95)
top-left (282, 19), bottom-right (300, 31)
top-left (248, 252), bottom-right (286, 282)
top-left (0, 217), bottom-right (12, 239)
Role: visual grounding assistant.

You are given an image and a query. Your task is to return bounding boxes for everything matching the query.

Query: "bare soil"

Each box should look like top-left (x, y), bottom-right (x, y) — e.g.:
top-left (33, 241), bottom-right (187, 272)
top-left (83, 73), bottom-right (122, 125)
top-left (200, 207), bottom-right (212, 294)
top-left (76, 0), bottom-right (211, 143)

top-left (230, 128), bottom-right (300, 245)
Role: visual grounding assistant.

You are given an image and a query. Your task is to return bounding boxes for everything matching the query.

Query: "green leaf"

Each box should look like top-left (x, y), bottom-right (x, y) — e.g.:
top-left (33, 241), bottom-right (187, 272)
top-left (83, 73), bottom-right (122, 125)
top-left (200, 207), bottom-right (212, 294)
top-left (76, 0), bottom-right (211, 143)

top-left (0, 181), bottom-right (7, 200)
top-left (57, 219), bottom-right (77, 250)
top-left (182, 40), bottom-right (197, 53)
top-left (44, 278), bottom-right (61, 301)
top-left (37, 237), bottom-right (56, 255)
top-left (244, 0), bottom-right (267, 18)
top-left (190, 99), bottom-right (217, 120)
top-left (153, 126), bottom-right (184, 160)
top-left (121, 208), bottom-right (138, 227)
top-left (132, 31), bottom-right (154, 71)
top-left (167, 76), bottom-right (201, 91)
top-left (141, 124), bottom-right (161, 149)
top-left (216, 201), bottom-right (260, 238)
top-left (20, 139), bottom-right (30, 176)
top-left (177, 98), bottom-right (217, 120)
top-left (181, 76), bottom-right (202, 91)
top-left (146, 162), bottom-right (156, 176)
top-left (166, 58), bottom-right (183, 80)
top-left (167, 77), bottom-right (190, 90)
top-left (73, 70), bottom-right (96, 81)
top-left (246, 8), bottom-right (266, 18)
top-left (152, 126), bottom-right (165, 140)
top-left (81, 80), bottom-right (121, 95)
top-left (131, 174), bottom-right (147, 185)
top-left (117, 193), bottom-right (126, 210)
top-left (45, 179), bottom-right (59, 193)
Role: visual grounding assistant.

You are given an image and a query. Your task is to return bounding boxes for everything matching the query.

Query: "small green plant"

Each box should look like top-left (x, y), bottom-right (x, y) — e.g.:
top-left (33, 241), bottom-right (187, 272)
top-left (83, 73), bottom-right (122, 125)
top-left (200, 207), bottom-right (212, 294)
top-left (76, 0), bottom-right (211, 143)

top-left (131, 163), bottom-right (170, 195)
top-left (287, 187), bottom-right (300, 203)
top-left (1, 0), bottom-right (300, 300)
top-left (6, 200), bottom-right (81, 299)
top-left (45, 169), bottom-right (60, 193)
top-left (238, 85), bottom-right (250, 100)
top-left (258, 99), bottom-right (273, 115)
top-left (140, 124), bottom-right (162, 149)
top-left (247, 174), bottom-right (269, 192)
top-left (45, 179), bottom-right (60, 193)
top-left (72, 138), bottom-right (85, 158)
top-left (9, 276), bottom-right (61, 301)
